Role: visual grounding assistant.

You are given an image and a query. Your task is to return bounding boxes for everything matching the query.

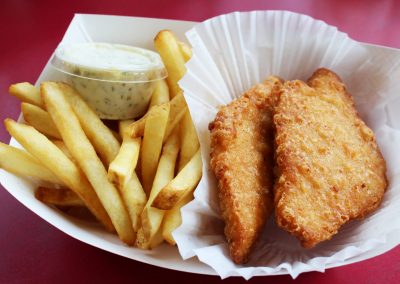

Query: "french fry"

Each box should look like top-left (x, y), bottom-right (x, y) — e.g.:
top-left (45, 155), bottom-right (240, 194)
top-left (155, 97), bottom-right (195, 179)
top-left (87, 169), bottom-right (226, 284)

top-left (149, 129), bottom-right (180, 199)
top-left (137, 207), bottom-right (166, 249)
top-left (136, 129), bottom-right (180, 249)
top-left (178, 41), bottom-right (192, 62)
top-left (0, 141), bottom-right (64, 185)
top-left (126, 93), bottom-right (186, 139)
top-left (135, 152), bottom-right (142, 179)
top-left (126, 113), bottom-right (147, 138)
top-left (141, 103), bottom-right (170, 195)
top-left (178, 110), bottom-right (200, 170)
top-left (152, 149), bottom-right (202, 210)
top-left (163, 92), bottom-right (187, 142)
top-left (108, 120), bottom-right (141, 189)
top-left (9, 82), bottom-right (44, 107)
top-left (41, 82), bottom-right (135, 245)
top-left (50, 82), bottom-right (120, 166)
top-left (21, 102), bottom-right (61, 139)
top-left (4, 119), bottom-right (113, 232)
top-left (35, 186), bottom-right (85, 207)
top-left (155, 30), bottom-right (199, 167)
top-left (116, 80), bottom-right (169, 140)
top-left (109, 120), bottom-right (146, 233)
top-left (162, 192), bottom-right (193, 245)
top-left (154, 30), bottom-right (187, 98)
top-left (149, 79), bottom-right (170, 108)
top-left (149, 228), bottom-right (164, 249)
top-left (118, 120), bottom-right (133, 139)
top-left (120, 174), bottom-right (146, 232)
top-left (51, 140), bottom-right (74, 161)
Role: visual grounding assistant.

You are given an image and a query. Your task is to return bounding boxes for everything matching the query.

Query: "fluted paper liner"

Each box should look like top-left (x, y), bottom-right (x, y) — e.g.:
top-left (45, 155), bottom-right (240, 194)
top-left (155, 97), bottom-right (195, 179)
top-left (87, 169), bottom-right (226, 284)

top-left (175, 11), bottom-right (400, 279)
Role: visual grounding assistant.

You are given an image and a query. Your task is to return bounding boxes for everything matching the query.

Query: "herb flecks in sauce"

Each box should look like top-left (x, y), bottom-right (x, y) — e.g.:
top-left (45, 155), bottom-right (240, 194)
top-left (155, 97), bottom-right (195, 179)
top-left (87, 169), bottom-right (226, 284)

top-left (52, 43), bottom-right (167, 119)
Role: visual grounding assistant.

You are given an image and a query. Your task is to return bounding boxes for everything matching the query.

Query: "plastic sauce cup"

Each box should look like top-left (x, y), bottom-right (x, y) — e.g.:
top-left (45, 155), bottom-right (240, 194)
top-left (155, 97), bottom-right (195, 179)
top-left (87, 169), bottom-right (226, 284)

top-left (51, 42), bottom-right (167, 119)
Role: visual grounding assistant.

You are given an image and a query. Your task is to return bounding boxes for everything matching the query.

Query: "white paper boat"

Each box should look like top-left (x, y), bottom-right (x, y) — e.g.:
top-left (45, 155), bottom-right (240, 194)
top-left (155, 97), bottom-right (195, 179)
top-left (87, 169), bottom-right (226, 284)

top-left (0, 12), bottom-right (399, 279)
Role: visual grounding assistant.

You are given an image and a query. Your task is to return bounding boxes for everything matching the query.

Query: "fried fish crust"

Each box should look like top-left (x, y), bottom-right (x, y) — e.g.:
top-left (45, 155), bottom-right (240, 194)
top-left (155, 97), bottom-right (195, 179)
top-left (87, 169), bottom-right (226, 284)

top-left (209, 77), bottom-right (283, 264)
top-left (274, 68), bottom-right (387, 248)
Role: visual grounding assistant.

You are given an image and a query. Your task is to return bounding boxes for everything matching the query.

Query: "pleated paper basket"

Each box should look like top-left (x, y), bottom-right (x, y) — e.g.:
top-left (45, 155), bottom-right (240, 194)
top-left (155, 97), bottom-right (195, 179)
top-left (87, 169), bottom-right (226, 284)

top-left (174, 11), bottom-right (400, 279)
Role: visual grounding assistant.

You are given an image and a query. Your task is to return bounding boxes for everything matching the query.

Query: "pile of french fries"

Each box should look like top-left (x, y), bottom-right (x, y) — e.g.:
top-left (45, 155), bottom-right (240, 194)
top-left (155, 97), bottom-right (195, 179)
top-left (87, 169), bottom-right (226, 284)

top-left (0, 30), bottom-right (201, 248)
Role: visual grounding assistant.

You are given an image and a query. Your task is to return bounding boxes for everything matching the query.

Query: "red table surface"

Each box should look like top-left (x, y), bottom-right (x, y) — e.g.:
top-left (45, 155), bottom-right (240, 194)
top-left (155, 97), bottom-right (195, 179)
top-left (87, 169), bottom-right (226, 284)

top-left (1, 0), bottom-right (399, 283)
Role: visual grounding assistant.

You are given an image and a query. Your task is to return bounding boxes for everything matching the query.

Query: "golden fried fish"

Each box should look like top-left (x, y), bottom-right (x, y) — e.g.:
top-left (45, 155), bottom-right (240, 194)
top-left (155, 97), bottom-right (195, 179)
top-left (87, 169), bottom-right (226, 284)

top-left (209, 77), bottom-right (282, 263)
top-left (274, 68), bottom-right (387, 248)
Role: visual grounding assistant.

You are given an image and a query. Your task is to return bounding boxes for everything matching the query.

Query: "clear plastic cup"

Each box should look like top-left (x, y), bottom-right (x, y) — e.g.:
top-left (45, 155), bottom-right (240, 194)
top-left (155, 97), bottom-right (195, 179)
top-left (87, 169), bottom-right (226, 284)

top-left (51, 42), bottom-right (167, 119)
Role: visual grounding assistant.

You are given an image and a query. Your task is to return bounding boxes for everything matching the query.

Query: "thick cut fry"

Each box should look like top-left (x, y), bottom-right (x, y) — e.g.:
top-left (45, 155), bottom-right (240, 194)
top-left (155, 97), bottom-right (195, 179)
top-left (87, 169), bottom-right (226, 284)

top-left (51, 140), bottom-right (73, 160)
top-left (120, 174), bottom-right (147, 232)
top-left (126, 93), bottom-right (186, 139)
top-left (163, 92), bottom-right (187, 142)
top-left (154, 30), bottom-right (187, 98)
top-left (9, 82), bottom-right (43, 107)
top-left (108, 120), bottom-right (141, 189)
top-left (136, 129), bottom-right (180, 249)
top-left (141, 103), bottom-right (170, 195)
top-left (47, 82), bottom-right (120, 166)
top-left (149, 79), bottom-right (170, 108)
top-left (162, 192), bottom-right (193, 245)
top-left (178, 41), bottom-right (192, 62)
top-left (126, 113), bottom-right (147, 138)
top-left (118, 120), bottom-right (134, 139)
top-left (137, 208), bottom-right (165, 249)
top-left (110, 120), bottom-right (146, 233)
top-left (0, 141), bottom-right (63, 185)
top-left (21, 102), bottom-right (61, 139)
top-left (149, 228), bottom-right (164, 249)
top-left (41, 83), bottom-right (135, 245)
top-left (149, 129), bottom-right (180, 200)
top-left (35, 186), bottom-right (85, 207)
top-left (178, 110), bottom-right (200, 170)
top-left (152, 149), bottom-right (202, 210)
top-left (4, 119), bottom-right (113, 231)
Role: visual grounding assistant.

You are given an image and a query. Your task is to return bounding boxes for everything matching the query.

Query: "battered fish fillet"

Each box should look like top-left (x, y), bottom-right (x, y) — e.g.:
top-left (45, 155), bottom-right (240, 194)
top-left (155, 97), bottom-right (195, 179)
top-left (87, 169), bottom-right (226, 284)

top-left (209, 77), bottom-right (283, 264)
top-left (274, 68), bottom-right (387, 248)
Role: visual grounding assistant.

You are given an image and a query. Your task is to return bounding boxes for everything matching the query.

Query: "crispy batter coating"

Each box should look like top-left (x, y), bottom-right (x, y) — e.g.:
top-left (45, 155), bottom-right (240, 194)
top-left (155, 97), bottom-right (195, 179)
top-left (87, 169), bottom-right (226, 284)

top-left (274, 68), bottom-right (387, 248)
top-left (209, 77), bottom-right (283, 264)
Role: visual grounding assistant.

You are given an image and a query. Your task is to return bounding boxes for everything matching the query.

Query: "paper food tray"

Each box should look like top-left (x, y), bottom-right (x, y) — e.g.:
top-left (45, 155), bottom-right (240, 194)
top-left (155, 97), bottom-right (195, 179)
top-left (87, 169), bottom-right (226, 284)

top-left (0, 12), bottom-right (399, 279)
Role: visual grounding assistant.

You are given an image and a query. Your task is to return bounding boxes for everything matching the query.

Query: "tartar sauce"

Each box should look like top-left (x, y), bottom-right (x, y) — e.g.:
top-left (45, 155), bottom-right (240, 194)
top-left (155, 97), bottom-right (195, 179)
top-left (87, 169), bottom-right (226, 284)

top-left (51, 43), bottom-right (167, 119)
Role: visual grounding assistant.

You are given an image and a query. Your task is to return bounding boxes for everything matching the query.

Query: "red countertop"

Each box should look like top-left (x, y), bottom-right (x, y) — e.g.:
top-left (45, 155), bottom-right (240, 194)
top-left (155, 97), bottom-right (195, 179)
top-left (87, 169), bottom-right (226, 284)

top-left (0, 0), bottom-right (399, 283)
